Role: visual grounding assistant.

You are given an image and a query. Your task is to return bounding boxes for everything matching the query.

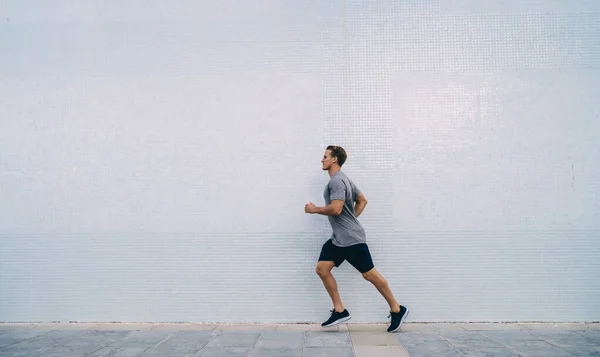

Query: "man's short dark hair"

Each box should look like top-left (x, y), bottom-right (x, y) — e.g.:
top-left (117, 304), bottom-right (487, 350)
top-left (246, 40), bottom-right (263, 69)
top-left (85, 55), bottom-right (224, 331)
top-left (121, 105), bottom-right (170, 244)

top-left (327, 145), bottom-right (347, 167)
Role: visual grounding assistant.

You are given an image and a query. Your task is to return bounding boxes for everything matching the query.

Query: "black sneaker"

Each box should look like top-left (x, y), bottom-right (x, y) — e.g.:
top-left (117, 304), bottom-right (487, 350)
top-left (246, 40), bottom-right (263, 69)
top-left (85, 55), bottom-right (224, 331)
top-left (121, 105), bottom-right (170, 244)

top-left (387, 305), bottom-right (409, 332)
top-left (321, 309), bottom-right (351, 327)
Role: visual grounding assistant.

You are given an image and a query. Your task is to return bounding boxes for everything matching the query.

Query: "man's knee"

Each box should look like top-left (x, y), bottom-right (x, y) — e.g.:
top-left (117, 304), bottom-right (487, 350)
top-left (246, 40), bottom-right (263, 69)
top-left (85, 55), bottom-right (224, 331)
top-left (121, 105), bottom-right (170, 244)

top-left (316, 261), bottom-right (334, 278)
top-left (362, 268), bottom-right (381, 282)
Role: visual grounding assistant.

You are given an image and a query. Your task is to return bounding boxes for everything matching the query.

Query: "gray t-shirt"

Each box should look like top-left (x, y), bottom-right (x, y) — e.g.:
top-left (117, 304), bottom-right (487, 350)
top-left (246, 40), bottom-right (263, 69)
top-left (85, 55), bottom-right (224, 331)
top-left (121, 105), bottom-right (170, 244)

top-left (323, 171), bottom-right (367, 247)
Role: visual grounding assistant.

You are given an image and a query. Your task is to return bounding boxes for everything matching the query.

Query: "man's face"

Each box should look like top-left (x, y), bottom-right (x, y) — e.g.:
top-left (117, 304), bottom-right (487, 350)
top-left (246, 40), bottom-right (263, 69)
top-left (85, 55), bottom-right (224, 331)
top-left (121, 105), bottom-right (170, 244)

top-left (321, 150), bottom-right (337, 170)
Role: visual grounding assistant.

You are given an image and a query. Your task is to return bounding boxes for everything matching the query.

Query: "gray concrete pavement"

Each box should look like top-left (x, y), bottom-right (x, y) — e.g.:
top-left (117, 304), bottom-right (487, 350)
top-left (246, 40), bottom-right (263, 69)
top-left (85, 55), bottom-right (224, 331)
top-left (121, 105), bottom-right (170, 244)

top-left (0, 322), bottom-right (598, 356)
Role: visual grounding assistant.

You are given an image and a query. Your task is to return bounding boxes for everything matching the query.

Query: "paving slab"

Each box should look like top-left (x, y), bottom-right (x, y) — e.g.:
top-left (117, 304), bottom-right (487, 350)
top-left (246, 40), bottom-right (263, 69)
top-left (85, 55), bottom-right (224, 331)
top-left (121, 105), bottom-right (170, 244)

top-left (205, 332), bottom-right (261, 347)
top-left (454, 346), bottom-right (520, 357)
top-left (73, 330), bottom-right (131, 341)
top-left (88, 330), bottom-right (171, 357)
top-left (50, 329), bottom-right (90, 339)
top-left (39, 346), bottom-right (116, 357)
top-left (462, 323), bottom-right (524, 331)
top-left (440, 330), bottom-right (506, 348)
top-left (572, 329), bottom-right (600, 345)
top-left (90, 344), bottom-right (154, 357)
top-left (481, 330), bottom-right (543, 343)
top-left (0, 345), bottom-right (59, 357)
top-left (302, 347), bottom-right (354, 357)
top-left (0, 332), bottom-right (74, 357)
top-left (304, 331), bottom-right (351, 347)
top-left (395, 331), bottom-right (445, 345)
top-left (141, 331), bottom-right (218, 355)
top-left (337, 324), bottom-right (349, 332)
top-left (10, 330), bottom-right (89, 348)
top-left (499, 340), bottom-right (577, 357)
top-left (40, 330), bottom-right (131, 357)
top-left (559, 345), bottom-right (600, 357)
top-left (119, 330), bottom-right (172, 343)
top-left (0, 330), bottom-right (48, 349)
top-left (247, 347), bottom-right (302, 357)
top-left (519, 322), bottom-right (594, 331)
top-left (526, 330), bottom-right (599, 347)
top-left (0, 323), bottom-right (596, 357)
top-left (254, 331), bottom-right (304, 349)
top-left (350, 331), bottom-right (401, 346)
top-left (354, 345), bottom-right (410, 357)
top-left (347, 323), bottom-right (389, 332)
top-left (194, 346), bottom-right (251, 357)
top-left (398, 339), bottom-right (466, 357)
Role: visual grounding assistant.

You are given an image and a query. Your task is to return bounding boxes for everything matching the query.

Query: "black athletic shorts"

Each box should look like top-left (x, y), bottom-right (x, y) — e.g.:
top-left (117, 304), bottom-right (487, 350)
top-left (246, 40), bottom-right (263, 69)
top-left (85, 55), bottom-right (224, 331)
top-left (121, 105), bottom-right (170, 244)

top-left (318, 239), bottom-right (374, 273)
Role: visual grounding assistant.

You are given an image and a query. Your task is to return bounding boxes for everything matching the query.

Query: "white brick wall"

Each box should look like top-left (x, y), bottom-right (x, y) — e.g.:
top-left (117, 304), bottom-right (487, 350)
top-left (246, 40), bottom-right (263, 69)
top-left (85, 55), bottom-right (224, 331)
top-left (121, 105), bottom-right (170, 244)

top-left (1, 1), bottom-right (599, 323)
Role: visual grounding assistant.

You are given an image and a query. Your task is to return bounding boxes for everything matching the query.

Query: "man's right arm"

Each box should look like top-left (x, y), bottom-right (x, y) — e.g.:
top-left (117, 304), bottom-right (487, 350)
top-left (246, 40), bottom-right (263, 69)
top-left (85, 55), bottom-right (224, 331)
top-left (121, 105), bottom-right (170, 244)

top-left (354, 192), bottom-right (368, 218)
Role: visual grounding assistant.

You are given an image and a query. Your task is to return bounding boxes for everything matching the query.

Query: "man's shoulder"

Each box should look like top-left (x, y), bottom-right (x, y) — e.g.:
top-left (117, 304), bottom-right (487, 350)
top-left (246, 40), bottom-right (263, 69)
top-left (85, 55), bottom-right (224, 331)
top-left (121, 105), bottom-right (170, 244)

top-left (334, 171), bottom-right (350, 179)
top-left (329, 171), bottom-right (349, 184)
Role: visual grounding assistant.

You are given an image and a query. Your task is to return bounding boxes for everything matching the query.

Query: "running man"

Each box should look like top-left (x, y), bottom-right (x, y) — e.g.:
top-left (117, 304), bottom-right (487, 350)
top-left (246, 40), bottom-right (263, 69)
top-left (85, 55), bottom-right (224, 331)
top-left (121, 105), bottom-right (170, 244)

top-left (304, 145), bottom-right (409, 332)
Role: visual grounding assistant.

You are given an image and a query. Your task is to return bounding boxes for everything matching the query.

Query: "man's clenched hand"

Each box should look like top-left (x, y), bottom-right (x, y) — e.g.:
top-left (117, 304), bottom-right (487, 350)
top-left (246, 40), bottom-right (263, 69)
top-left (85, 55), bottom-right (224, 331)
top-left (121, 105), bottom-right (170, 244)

top-left (304, 202), bottom-right (317, 214)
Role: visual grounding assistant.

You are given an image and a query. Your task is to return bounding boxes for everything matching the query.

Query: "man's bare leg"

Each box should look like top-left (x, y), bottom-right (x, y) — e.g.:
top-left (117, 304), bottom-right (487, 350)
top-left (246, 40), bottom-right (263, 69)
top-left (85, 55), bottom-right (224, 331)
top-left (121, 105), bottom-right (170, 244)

top-left (316, 261), bottom-right (345, 312)
top-left (362, 268), bottom-right (401, 313)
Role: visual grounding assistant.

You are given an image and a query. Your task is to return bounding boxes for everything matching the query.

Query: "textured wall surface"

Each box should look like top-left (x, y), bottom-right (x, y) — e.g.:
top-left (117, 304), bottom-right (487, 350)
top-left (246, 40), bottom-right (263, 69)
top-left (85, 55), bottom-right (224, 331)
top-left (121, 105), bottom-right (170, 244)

top-left (1, 1), bottom-right (599, 323)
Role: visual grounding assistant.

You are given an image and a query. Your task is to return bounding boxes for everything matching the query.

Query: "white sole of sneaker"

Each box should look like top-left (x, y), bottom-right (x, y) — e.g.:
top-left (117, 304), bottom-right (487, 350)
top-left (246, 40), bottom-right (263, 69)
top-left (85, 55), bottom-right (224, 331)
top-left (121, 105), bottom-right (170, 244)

top-left (389, 308), bottom-right (409, 333)
top-left (322, 315), bottom-right (351, 327)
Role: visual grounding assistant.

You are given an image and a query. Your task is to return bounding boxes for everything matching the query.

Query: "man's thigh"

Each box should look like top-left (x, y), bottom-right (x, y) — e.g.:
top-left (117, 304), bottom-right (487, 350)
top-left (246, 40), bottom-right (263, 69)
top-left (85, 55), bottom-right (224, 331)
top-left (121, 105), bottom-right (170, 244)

top-left (345, 243), bottom-right (375, 273)
top-left (318, 239), bottom-right (345, 267)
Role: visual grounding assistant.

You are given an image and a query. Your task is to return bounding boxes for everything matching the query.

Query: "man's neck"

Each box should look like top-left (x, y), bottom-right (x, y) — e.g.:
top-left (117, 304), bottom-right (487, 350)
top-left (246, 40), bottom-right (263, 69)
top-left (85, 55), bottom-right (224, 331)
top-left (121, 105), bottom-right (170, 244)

top-left (328, 166), bottom-right (341, 178)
